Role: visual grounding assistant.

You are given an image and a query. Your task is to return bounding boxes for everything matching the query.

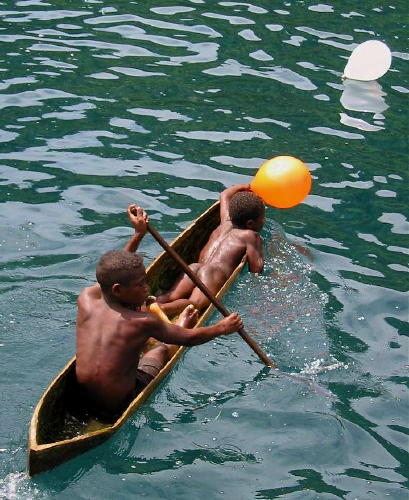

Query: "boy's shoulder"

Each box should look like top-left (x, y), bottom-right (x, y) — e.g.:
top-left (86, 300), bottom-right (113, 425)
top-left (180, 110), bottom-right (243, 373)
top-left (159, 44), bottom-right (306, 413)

top-left (78, 284), bottom-right (101, 308)
top-left (122, 310), bottom-right (164, 340)
top-left (127, 309), bottom-right (162, 328)
top-left (234, 227), bottom-right (262, 240)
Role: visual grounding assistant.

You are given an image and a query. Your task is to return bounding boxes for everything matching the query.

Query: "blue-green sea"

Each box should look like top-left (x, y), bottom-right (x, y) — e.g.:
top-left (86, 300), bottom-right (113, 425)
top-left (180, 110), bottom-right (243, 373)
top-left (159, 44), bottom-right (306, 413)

top-left (0, 1), bottom-right (408, 498)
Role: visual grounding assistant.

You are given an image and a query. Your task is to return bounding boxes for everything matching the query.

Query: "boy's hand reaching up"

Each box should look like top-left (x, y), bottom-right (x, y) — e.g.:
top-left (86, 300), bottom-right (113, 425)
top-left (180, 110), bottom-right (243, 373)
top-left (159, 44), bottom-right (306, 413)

top-left (128, 205), bottom-right (148, 235)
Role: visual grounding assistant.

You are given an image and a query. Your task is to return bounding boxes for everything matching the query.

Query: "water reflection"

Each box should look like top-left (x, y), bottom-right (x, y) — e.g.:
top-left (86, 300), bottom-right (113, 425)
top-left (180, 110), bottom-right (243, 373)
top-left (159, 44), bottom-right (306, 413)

top-left (340, 79), bottom-right (388, 114)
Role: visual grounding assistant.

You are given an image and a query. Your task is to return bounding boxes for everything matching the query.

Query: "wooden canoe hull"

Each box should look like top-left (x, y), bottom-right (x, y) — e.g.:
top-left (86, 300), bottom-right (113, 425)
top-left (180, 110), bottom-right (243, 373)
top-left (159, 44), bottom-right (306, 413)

top-left (28, 201), bottom-right (246, 476)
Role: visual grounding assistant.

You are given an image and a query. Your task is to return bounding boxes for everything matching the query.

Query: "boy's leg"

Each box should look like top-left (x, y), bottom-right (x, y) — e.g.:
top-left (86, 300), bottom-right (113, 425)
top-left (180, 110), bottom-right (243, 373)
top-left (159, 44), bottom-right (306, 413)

top-left (138, 305), bottom-right (199, 371)
top-left (137, 344), bottom-right (169, 377)
top-left (157, 298), bottom-right (195, 317)
top-left (176, 303), bottom-right (198, 328)
top-left (159, 264), bottom-right (227, 316)
top-left (156, 263), bottom-right (201, 303)
top-left (165, 304), bottom-right (198, 357)
top-left (188, 264), bottom-right (227, 310)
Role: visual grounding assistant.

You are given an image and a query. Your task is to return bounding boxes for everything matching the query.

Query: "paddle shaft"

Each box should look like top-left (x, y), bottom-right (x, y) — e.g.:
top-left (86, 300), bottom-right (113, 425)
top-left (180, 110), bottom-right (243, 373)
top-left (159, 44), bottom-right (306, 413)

top-left (147, 223), bottom-right (276, 369)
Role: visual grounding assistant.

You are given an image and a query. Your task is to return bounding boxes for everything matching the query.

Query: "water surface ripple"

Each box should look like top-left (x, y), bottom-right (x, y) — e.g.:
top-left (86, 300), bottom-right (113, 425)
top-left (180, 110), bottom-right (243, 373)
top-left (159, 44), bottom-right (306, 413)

top-left (0, 0), bottom-right (407, 498)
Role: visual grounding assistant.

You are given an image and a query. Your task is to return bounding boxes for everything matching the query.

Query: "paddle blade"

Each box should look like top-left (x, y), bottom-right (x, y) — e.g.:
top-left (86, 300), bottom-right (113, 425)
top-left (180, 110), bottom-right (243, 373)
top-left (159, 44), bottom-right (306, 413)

top-left (343, 40), bottom-right (391, 81)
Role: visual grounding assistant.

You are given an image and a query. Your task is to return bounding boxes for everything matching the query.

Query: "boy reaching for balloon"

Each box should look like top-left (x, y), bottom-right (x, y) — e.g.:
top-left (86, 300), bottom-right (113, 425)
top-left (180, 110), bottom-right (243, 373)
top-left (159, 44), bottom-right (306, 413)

top-left (157, 155), bottom-right (312, 317)
top-left (157, 184), bottom-right (265, 317)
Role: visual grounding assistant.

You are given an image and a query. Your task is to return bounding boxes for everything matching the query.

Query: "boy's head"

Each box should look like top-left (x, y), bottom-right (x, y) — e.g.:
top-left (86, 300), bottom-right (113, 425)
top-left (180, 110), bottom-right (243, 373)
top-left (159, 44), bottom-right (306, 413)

top-left (229, 191), bottom-right (265, 231)
top-left (96, 250), bottom-right (148, 306)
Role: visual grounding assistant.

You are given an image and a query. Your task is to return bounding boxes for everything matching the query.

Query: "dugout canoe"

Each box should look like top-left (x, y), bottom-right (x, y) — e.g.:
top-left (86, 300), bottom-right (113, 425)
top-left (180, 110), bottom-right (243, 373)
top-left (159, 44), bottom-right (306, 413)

top-left (28, 201), bottom-right (247, 476)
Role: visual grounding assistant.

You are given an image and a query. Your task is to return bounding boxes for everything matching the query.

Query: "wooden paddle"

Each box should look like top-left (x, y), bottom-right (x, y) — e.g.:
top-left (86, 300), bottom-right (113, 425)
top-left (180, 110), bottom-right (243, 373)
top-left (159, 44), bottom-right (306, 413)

top-left (147, 223), bottom-right (277, 369)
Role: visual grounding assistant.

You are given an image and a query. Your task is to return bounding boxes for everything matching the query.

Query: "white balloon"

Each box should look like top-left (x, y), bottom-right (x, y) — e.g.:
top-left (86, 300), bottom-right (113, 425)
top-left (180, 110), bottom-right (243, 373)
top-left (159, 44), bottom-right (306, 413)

top-left (343, 40), bottom-right (392, 81)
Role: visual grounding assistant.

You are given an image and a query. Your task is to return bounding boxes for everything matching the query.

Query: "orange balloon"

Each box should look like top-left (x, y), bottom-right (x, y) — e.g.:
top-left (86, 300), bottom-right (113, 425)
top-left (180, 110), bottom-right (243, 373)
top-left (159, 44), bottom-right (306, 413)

top-left (250, 156), bottom-right (312, 208)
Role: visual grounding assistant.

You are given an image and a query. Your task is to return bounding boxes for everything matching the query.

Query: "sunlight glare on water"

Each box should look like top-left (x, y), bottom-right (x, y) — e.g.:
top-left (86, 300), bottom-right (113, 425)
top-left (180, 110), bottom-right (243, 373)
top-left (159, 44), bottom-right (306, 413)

top-left (228, 219), bottom-right (335, 371)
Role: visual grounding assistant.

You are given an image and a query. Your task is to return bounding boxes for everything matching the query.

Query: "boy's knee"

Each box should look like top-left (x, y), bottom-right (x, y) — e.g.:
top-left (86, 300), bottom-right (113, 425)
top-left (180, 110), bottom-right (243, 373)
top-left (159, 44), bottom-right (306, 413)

top-left (146, 344), bottom-right (169, 362)
top-left (191, 296), bottom-right (210, 311)
top-left (156, 344), bottom-right (170, 357)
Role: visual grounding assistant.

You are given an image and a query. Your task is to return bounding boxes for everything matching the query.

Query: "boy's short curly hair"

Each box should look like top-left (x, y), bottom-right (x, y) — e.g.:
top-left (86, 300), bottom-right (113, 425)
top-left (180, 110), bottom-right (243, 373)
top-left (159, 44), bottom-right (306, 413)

top-left (229, 192), bottom-right (265, 229)
top-left (96, 250), bottom-right (144, 293)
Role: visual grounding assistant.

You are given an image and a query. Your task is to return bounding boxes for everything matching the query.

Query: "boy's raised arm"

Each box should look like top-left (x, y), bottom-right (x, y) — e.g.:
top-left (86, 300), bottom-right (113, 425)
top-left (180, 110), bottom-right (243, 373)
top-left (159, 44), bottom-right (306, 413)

top-left (220, 184), bottom-right (251, 222)
top-left (246, 233), bottom-right (264, 273)
top-left (123, 205), bottom-right (148, 253)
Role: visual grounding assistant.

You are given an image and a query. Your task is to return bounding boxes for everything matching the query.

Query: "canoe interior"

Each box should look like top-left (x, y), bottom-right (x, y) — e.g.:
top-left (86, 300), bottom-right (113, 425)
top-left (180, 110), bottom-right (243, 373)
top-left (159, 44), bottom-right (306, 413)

top-left (36, 362), bottom-right (80, 445)
top-left (34, 203), bottom-right (221, 446)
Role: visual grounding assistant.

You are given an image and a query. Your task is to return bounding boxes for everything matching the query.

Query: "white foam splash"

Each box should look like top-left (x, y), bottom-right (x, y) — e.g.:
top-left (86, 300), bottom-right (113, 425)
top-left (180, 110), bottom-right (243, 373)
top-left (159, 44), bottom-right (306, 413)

top-left (300, 357), bottom-right (348, 375)
top-left (0, 472), bottom-right (40, 500)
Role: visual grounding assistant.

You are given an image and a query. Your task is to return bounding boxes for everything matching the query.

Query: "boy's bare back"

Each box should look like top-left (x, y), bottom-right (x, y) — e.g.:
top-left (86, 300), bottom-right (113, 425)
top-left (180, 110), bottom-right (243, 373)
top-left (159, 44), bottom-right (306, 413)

top-left (198, 220), bottom-right (263, 275)
top-left (76, 285), bottom-right (153, 412)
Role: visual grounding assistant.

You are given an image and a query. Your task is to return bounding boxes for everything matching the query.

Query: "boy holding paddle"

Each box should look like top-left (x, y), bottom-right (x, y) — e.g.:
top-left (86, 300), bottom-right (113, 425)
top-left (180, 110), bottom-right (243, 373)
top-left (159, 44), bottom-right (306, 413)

top-left (157, 184), bottom-right (265, 316)
top-left (75, 205), bottom-right (243, 419)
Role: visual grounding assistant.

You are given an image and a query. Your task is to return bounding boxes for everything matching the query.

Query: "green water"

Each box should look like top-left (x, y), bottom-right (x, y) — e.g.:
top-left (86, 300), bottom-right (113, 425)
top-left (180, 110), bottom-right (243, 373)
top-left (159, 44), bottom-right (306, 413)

top-left (0, 1), bottom-right (408, 498)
